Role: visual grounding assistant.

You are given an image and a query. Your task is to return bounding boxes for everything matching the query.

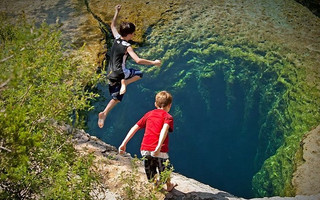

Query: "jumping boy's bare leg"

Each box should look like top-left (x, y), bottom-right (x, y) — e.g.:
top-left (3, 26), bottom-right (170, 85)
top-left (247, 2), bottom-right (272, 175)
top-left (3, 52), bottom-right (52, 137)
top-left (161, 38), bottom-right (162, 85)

top-left (98, 99), bottom-right (119, 128)
top-left (120, 76), bottom-right (141, 95)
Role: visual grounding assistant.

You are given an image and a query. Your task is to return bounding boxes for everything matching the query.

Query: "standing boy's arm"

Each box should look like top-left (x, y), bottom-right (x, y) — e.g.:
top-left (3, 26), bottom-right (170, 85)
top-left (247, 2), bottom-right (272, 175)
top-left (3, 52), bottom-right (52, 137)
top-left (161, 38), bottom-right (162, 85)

top-left (111, 5), bottom-right (121, 38)
top-left (152, 123), bottom-right (170, 156)
top-left (119, 124), bottom-right (140, 154)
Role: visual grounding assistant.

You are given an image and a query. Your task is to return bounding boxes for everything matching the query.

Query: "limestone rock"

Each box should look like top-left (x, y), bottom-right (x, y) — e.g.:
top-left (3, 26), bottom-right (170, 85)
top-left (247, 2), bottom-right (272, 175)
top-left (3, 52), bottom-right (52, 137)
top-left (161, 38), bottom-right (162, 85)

top-left (293, 125), bottom-right (320, 195)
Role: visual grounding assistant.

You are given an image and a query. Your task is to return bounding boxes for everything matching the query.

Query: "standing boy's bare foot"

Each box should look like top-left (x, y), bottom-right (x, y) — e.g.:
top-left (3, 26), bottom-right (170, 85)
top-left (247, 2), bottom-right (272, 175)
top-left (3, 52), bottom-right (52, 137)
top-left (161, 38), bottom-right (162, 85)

top-left (98, 112), bottom-right (106, 128)
top-left (166, 182), bottom-right (178, 192)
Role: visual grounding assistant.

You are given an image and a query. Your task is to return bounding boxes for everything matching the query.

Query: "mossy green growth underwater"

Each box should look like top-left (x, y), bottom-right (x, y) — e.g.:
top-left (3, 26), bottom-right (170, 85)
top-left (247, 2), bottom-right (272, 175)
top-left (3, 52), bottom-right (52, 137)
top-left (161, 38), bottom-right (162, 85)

top-left (89, 0), bottom-right (320, 197)
top-left (142, 36), bottom-right (319, 197)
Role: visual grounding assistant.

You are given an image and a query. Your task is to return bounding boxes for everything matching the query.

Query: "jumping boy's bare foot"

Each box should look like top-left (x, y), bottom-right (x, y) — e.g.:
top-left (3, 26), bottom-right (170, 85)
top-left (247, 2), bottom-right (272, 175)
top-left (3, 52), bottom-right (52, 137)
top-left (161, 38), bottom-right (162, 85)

top-left (120, 80), bottom-right (126, 95)
top-left (166, 182), bottom-right (178, 192)
top-left (98, 112), bottom-right (106, 128)
top-left (120, 84), bottom-right (126, 95)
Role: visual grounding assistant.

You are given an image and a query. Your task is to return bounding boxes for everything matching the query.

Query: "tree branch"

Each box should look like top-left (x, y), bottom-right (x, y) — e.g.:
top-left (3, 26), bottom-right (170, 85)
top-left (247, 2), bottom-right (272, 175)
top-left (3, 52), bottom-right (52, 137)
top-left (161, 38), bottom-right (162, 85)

top-left (0, 55), bottom-right (14, 63)
top-left (0, 145), bottom-right (12, 152)
top-left (0, 78), bottom-right (11, 89)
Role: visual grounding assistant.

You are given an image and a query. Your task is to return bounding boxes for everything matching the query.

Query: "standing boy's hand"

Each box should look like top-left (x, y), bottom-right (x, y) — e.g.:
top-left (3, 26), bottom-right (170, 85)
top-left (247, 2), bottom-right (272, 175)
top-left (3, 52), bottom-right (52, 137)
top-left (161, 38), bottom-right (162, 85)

top-left (118, 145), bottom-right (126, 154)
top-left (151, 147), bottom-right (161, 157)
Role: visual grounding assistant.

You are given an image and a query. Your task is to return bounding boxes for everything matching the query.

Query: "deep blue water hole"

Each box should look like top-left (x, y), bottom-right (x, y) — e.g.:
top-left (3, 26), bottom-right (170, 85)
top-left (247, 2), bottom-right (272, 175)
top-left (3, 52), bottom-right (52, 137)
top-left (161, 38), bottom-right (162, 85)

top-left (86, 56), bottom-right (262, 198)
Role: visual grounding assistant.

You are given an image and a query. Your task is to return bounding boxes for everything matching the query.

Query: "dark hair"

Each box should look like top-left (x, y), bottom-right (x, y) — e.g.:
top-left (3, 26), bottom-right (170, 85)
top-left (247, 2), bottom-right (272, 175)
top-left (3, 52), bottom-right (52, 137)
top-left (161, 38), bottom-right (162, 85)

top-left (119, 22), bottom-right (136, 37)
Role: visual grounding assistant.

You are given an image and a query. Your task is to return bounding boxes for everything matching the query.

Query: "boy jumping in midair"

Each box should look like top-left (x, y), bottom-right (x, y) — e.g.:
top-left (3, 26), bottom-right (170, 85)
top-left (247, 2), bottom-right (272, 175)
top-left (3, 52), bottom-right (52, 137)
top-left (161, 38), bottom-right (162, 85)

top-left (98, 5), bottom-right (161, 128)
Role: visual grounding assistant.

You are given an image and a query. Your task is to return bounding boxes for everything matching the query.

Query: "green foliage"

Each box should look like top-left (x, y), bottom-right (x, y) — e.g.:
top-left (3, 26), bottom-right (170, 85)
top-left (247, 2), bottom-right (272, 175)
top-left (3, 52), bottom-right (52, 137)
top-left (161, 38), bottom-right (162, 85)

top-left (119, 156), bottom-right (173, 200)
top-left (120, 157), bottom-right (141, 199)
top-left (0, 14), bottom-right (100, 199)
top-left (157, 159), bottom-right (174, 190)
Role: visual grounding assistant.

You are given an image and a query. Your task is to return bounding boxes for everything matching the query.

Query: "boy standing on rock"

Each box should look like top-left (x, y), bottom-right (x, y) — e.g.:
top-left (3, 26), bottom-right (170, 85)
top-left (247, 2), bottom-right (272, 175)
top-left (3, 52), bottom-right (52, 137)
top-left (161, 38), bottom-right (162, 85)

top-left (119, 91), bottom-right (177, 192)
top-left (98, 4), bottom-right (161, 128)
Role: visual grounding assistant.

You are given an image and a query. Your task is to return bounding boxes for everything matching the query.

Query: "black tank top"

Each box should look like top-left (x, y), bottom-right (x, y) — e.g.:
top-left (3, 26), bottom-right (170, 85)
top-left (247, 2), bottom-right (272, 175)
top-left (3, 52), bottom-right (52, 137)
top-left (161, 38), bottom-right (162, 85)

top-left (106, 36), bottom-right (131, 82)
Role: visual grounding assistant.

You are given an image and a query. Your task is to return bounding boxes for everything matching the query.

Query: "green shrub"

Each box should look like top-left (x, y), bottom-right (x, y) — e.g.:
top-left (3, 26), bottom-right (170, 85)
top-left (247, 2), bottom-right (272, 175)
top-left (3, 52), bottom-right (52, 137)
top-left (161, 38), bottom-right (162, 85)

top-left (0, 13), bottom-right (100, 199)
top-left (119, 156), bottom-right (174, 200)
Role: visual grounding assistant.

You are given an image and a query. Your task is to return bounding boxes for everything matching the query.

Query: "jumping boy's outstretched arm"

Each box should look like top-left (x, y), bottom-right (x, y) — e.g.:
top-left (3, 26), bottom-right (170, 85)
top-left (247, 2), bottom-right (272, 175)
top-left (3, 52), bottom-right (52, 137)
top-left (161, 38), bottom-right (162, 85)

top-left (127, 47), bottom-right (161, 66)
top-left (119, 46), bottom-right (161, 95)
top-left (152, 123), bottom-right (170, 156)
top-left (111, 4), bottom-right (121, 38)
top-left (119, 124), bottom-right (140, 154)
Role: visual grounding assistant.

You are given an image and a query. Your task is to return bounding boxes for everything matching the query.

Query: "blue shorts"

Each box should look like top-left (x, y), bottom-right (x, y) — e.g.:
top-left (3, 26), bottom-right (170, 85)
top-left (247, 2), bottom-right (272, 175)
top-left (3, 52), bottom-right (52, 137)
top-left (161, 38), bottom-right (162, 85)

top-left (108, 82), bottom-right (123, 101)
top-left (126, 68), bottom-right (143, 79)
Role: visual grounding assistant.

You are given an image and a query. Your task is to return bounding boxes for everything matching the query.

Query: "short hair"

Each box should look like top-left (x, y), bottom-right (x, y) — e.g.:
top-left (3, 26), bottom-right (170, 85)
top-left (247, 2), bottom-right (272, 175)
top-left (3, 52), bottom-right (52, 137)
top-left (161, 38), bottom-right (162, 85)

top-left (155, 91), bottom-right (172, 108)
top-left (119, 22), bottom-right (136, 37)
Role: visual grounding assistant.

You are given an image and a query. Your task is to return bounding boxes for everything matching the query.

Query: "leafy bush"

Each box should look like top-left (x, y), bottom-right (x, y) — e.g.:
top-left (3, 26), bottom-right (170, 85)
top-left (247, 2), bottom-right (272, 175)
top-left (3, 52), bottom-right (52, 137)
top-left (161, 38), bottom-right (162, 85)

top-left (0, 13), bottom-right (100, 199)
top-left (119, 156), bottom-right (174, 200)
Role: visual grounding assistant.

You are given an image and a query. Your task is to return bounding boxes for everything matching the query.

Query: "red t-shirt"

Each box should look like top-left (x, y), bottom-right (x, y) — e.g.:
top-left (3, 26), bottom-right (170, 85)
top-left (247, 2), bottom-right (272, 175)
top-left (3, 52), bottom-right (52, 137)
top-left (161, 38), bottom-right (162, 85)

top-left (136, 109), bottom-right (174, 152)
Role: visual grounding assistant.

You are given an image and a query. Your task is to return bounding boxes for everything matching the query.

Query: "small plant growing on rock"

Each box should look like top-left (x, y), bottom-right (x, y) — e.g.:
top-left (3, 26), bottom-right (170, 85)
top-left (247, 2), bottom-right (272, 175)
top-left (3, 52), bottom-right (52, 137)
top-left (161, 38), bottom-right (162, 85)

top-left (119, 156), bottom-right (174, 200)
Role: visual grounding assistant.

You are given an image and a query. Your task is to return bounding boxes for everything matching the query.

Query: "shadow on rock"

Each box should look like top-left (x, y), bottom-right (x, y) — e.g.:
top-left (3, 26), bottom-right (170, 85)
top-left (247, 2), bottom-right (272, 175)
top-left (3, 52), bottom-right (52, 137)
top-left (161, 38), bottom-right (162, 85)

top-left (166, 189), bottom-right (235, 200)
